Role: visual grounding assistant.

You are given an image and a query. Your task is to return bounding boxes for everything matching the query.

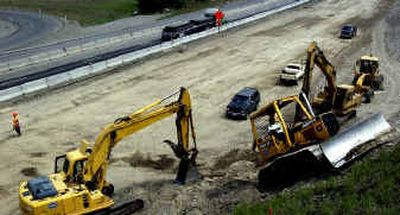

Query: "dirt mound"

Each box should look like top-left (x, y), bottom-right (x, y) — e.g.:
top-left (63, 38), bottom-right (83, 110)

top-left (213, 149), bottom-right (257, 169)
top-left (29, 152), bottom-right (47, 158)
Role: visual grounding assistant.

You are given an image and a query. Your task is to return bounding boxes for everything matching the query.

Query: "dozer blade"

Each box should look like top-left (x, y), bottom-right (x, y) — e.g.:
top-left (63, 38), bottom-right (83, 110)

top-left (257, 113), bottom-right (392, 191)
top-left (320, 113), bottom-right (392, 168)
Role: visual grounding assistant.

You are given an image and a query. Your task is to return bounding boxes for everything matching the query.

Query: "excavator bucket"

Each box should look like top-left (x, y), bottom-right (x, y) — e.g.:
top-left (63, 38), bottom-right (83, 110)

top-left (175, 150), bottom-right (201, 185)
top-left (257, 113), bottom-right (392, 190)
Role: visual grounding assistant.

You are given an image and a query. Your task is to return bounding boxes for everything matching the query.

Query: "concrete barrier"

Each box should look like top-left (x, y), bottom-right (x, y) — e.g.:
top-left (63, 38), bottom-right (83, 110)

top-left (0, 86), bottom-right (23, 102)
top-left (90, 61), bottom-right (108, 74)
top-left (0, 0), bottom-right (310, 102)
top-left (21, 79), bottom-right (48, 94)
top-left (46, 73), bottom-right (71, 87)
top-left (68, 66), bottom-right (91, 80)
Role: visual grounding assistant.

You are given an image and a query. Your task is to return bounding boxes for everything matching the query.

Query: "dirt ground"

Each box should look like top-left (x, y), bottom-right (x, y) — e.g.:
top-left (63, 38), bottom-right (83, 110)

top-left (0, 0), bottom-right (399, 214)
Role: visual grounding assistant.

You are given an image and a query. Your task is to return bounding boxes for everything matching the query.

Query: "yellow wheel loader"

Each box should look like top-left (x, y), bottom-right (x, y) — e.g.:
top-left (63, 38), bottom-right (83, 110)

top-left (19, 87), bottom-right (198, 215)
top-left (353, 55), bottom-right (384, 91)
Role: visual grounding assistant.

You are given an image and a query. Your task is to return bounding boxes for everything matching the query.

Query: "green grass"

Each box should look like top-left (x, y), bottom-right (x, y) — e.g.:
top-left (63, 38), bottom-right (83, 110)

top-left (0, 0), bottom-right (138, 26)
top-left (234, 144), bottom-right (400, 215)
top-left (0, 0), bottom-right (231, 25)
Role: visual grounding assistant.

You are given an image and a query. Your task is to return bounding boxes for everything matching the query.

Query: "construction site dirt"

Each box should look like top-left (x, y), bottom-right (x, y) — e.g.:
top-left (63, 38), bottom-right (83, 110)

top-left (1, 0), bottom-right (399, 214)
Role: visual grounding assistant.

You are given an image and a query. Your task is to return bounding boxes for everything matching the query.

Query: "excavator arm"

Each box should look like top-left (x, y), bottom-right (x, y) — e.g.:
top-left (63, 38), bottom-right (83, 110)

top-left (302, 41), bottom-right (337, 108)
top-left (82, 87), bottom-right (197, 191)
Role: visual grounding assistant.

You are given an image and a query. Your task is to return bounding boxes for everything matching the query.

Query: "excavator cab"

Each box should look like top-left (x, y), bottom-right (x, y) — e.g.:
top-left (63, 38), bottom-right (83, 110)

top-left (53, 141), bottom-right (92, 184)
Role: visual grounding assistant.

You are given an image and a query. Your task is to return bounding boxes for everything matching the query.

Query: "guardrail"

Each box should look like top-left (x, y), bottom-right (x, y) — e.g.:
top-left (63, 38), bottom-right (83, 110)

top-left (0, 27), bottom-right (162, 75)
top-left (0, 0), bottom-right (310, 102)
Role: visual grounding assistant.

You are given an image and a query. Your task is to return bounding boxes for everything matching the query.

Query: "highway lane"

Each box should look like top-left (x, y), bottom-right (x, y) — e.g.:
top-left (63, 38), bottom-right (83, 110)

top-left (0, 10), bottom-right (62, 51)
top-left (0, 0), bottom-right (303, 84)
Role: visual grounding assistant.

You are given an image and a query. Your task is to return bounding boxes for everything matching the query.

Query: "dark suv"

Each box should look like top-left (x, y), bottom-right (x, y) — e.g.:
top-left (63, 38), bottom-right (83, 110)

top-left (340, 24), bottom-right (357, 39)
top-left (226, 87), bottom-right (260, 120)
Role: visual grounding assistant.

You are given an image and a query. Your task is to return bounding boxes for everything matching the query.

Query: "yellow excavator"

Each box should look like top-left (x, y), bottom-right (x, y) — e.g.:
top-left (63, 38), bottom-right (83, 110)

top-left (19, 87), bottom-right (198, 215)
top-left (353, 55), bottom-right (384, 91)
top-left (302, 41), bottom-right (363, 117)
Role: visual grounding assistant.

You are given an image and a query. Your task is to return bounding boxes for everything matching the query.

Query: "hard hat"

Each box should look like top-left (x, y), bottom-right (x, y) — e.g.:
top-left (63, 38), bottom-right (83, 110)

top-left (12, 111), bottom-right (18, 117)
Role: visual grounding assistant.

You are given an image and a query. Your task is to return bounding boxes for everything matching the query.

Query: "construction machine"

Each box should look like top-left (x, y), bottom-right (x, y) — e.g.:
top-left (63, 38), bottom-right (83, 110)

top-left (19, 87), bottom-right (198, 215)
top-left (302, 42), bottom-right (363, 117)
top-left (353, 55), bottom-right (384, 91)
top-left (250, 93), bottom-right (392, 190)
top-left (250, 93), bottom-right (339, 166)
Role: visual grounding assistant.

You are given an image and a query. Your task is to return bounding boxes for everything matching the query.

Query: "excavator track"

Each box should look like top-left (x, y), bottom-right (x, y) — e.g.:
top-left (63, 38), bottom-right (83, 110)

top-left (109, 199), bottom-right (145, 215)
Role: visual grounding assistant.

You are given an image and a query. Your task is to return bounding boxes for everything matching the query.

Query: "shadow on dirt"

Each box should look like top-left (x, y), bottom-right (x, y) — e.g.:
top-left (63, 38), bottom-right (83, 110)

top-left (257, 150), bottom-right (335, 192)
top-left (20, 167), bottom-right (39, 177)
top-left (112, 152), bottom-right (176, 170)
top-left (29, 152), bottom-right (47, 158)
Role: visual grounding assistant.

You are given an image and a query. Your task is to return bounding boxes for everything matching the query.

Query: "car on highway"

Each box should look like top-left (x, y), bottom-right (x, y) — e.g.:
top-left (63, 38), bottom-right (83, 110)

top-left (279, 63), bottom-right (305, 85)
top-left (226, 87), bottom-right (260, 120)
top-left (339, 24), bottom-right (357, 39)
top-left (204, 8), bottom-right (218, 18)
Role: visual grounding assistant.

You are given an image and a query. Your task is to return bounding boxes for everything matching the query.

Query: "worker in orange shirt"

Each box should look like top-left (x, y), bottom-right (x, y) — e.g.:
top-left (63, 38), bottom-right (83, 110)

top-left (214, 9), bottom-right (225, 32)
top-left (11, 111), bottom-right (21, 136)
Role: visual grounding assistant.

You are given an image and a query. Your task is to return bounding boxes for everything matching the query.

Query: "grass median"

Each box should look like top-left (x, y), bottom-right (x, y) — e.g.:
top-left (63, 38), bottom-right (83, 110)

top-left (0, 0), bottom-right (230, 25)
top-left (0, 0), bottom-right (138, 26)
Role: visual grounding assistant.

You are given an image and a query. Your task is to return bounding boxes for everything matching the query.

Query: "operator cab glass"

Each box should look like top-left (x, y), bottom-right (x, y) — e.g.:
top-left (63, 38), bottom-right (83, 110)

top-left (360, 59), bottom-right (378, 73)
top-left (54, 154), bottom-right (87, 182)
top-left (54, 155), bottom-right (67, 174)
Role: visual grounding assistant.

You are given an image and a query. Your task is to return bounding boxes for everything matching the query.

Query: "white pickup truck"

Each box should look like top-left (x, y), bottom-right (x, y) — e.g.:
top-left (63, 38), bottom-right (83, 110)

top-left (279, 63), bottom-right (305, 85)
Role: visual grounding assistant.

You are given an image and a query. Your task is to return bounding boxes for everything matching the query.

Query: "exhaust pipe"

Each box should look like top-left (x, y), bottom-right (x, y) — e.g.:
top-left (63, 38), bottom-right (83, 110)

top-left (320, 113), bottom-right (392, 168)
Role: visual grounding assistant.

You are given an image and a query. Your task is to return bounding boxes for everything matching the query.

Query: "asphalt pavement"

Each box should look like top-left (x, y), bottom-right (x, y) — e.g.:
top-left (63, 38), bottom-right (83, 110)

top-left (0, 0), bottom-right (301, 83)
top-left (0, 10), bottom-right (62, 51)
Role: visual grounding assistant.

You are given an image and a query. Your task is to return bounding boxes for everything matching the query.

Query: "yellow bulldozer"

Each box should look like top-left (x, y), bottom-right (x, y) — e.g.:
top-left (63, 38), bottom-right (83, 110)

top-left (250, 93), bottom-right (391, 190)
top-left (19, 87), bottom-right (198, 215)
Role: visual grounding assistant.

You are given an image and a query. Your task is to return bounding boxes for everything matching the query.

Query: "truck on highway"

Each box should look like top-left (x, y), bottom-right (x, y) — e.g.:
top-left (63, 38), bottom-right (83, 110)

top-left (161, 9), bottom-right (220, 41)
top-left (161, 17), bottom-right (216, 41)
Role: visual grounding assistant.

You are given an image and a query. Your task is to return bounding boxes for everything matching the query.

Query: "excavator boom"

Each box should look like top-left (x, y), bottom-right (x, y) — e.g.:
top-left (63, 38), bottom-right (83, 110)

top-left (302, 41), bottom-right (337, 104)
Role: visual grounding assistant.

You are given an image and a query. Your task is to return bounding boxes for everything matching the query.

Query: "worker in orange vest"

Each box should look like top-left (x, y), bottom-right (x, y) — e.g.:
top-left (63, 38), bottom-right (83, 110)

top-left (11, 111), bottom-right (21, 136)
top-left (214, 9), bottom-right (225, 31)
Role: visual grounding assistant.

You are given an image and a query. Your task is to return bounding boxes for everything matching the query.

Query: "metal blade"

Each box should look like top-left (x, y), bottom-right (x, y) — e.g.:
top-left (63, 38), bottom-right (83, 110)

top-left (320, 113), bottom-right (392, 168)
